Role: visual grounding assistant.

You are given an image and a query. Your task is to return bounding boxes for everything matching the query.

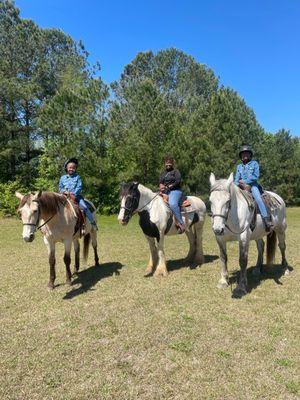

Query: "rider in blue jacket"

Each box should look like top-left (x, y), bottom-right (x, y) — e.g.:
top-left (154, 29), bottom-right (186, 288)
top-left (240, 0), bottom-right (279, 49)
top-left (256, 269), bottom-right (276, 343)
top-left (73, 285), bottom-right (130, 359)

top-left (234, 145), bottom-right (272, 231)
top-left (59, 158), bottom-right (98, 230)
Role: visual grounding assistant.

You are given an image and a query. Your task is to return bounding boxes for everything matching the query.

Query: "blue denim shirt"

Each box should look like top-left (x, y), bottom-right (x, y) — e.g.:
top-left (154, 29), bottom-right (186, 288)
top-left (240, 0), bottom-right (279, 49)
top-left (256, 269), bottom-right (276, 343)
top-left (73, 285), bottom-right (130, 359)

top-left (59, 173), bottom-right (82, 197)
top-left (234, 160), bottom-right (260, 186)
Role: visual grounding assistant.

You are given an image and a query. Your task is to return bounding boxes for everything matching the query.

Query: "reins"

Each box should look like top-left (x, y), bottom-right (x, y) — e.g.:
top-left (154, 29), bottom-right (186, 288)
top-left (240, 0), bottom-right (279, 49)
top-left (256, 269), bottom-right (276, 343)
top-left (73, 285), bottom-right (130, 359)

top-left (136, 192), bottom-right (160, 213)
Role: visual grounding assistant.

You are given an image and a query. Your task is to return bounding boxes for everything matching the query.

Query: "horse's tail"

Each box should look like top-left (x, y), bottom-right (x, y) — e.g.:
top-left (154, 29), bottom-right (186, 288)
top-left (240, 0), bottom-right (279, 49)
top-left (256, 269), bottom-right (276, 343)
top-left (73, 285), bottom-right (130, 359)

top-left (83, 233), bottom-right (91, 261)
top-left (266, 230), bottom-right (277, 266)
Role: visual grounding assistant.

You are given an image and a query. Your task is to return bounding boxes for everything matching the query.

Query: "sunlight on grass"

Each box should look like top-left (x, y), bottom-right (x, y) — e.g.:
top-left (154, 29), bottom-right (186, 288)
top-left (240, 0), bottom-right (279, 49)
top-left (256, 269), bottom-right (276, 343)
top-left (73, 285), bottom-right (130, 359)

top-left (0, 208), bottom-right (299, 399)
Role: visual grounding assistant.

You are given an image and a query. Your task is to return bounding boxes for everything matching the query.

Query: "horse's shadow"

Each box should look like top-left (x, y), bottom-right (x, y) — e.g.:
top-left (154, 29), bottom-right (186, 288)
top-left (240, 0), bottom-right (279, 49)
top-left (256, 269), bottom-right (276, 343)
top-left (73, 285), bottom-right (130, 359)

top-left (167, 254), bottom-right (219, 272)
top-left (229, 264), bottom-right (294, 296)
top-left (63, 262), bottom-right (123, 300)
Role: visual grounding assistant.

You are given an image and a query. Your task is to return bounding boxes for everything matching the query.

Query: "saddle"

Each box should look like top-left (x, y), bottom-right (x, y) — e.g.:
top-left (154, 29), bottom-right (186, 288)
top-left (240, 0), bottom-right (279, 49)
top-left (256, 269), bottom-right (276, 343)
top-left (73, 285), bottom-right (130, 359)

top-left (239, 188), bottom-right (281, 231)
top-left (160, 193), bottom-right (192, 210)
top-left (160, 192), bottom-right (193, 234)
top-left (65, 193), bottom-right (95, 237)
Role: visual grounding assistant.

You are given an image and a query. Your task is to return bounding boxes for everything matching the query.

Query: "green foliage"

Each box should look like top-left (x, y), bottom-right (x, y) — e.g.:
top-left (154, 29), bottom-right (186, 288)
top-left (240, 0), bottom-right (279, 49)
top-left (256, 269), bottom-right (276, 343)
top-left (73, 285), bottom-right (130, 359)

top-left (0, 2), bottom-right (299, 214)
top-left (0, 179), bottom-right (28, 216)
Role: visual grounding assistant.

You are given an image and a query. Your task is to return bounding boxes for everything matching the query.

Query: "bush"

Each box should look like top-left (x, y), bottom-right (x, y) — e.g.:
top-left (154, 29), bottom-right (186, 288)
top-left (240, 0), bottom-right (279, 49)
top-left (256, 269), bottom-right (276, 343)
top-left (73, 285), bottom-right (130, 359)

top-left (0, 181), bottom-right (29, 216)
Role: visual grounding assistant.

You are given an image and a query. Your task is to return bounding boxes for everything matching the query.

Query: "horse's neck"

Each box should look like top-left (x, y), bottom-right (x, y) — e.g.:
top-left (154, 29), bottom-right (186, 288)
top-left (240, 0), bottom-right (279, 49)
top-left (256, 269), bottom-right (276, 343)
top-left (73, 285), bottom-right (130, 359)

top-left (138, 185), bottom-right (156, 209)
top-left (39, 193), bottom-right (68, 221)
top-left (138, 185), bottom-right (166, 215)
top-left (228, 184), bottom-right (250, 226)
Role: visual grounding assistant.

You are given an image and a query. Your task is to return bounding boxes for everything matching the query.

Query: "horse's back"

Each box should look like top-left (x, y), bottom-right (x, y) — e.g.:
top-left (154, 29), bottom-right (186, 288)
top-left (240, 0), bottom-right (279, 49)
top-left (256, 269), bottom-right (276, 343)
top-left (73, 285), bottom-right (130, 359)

top-left (187, 195), bottom-right (206, 221)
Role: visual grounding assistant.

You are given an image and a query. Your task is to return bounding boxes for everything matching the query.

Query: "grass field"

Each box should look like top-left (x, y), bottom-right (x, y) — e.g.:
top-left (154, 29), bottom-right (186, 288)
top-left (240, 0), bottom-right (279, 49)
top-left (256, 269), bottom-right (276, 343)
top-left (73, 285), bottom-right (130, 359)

top-left (0, 208), bottom-right (299, 400)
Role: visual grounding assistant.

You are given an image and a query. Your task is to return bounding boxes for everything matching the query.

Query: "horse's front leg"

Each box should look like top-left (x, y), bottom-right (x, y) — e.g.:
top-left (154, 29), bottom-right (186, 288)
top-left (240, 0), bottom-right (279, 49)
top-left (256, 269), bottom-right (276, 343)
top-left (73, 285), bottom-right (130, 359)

top-left (73, 238), bottom-right (80, 274)
top-left (44, 237), bottom-right (56, 290)
top-left (233, 233), bottom-right (250, 298)
top-left (216, 236), bottom-right (229, 289)
top-left (154, 234), bottom-right (168, 277)
top-left (144, 235), bottom-right (158, 277)
top-left (63, 239), bottom-right (72, 286)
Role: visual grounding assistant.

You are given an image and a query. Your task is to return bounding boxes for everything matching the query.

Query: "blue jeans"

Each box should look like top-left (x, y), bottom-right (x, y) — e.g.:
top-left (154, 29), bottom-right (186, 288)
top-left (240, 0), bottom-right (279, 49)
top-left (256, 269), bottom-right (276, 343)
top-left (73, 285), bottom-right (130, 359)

top-left (251, 186), bottom-right (268, 218)
top-left (77, 197), bottom-right (95, 224)
top-left (169, 190), bottom-right (184, 225)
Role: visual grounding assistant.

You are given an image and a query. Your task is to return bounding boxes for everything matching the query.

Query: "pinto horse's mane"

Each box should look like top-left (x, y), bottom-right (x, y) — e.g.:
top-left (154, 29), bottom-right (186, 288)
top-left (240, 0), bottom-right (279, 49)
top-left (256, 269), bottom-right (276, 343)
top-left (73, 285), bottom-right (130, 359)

top-left (19, 192), bottom-right (67, 214)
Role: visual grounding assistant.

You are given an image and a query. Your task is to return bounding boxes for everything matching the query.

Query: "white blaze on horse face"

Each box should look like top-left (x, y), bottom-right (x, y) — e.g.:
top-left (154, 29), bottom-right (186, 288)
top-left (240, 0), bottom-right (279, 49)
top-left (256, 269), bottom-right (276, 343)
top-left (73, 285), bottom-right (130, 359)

top-left (20, 201), bottom-right (39, 242)
top-left (118, 197), bottom-right (126, 224)
top-left (210, 191), bottom-right (230, 234)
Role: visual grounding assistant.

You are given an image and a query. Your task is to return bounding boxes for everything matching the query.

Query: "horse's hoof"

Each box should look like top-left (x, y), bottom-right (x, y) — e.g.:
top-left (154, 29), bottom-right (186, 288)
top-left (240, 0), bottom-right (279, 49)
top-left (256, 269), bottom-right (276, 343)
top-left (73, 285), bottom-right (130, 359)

top-left (252, 267), bottom-right (262, 276)
top-left (47, 283), bottom-right (54, 290)
top-left (232, 287), bottom-right (247, 299)
top-left (217, 281), bottom-right (229, 289)
top-left (154, 269), bottom-right (168, 277)
top-left (144, 270), bottom-right (153, 277)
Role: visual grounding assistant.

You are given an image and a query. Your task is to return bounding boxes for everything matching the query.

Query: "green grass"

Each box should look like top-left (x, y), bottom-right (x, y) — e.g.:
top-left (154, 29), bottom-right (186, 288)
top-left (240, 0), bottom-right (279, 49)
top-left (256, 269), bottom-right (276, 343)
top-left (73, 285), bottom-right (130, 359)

top-left (0, 209), bottom-right (299, 399)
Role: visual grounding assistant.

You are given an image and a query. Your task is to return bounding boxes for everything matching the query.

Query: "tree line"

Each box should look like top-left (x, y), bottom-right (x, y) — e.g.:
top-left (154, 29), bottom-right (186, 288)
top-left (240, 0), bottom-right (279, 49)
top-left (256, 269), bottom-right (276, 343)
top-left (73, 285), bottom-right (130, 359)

top-left (0, 0), bottom-right (299, 215)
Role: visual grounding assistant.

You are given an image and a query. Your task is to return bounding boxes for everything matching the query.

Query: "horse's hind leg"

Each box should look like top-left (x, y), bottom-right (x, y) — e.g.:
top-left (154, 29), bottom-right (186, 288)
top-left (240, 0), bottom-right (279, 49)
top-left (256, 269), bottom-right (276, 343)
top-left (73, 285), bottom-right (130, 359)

top-left (193, 221), bottom-right (204, 266)
top-left (44, 237), bottom-right (56, 290)
top-left (91, 230), bottom-right (100, 266)
top-left (253, 239), bottom-right (265, 276)
top-left (144, 236), bottom-right (158, 277)
top-left (73, 238), bottom-right (80, 274)
top-left (216, 237), bottom-right (229, 289)
top-left (276, 229), bottom-right (289, 275)
top-left (185, 229), bottom-right (196, 263)
top-left (63, 239), bottom-right (72, 286)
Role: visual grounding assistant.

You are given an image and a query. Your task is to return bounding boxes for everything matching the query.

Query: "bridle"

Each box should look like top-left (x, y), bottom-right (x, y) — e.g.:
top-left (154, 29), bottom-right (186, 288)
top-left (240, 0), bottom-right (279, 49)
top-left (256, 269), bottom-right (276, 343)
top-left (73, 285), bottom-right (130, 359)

top-left (21, 200), bottom-right (56, 231)
top-left (210, 187), bottom-right (255, 235)
top-left (121, 191), bottom-right (160, 221)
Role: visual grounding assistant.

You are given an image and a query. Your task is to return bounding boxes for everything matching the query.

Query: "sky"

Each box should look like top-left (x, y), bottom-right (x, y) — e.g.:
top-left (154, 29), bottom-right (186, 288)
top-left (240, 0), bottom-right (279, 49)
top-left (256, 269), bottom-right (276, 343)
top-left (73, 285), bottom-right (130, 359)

top-left (16, 0), bottom-right (300, 136)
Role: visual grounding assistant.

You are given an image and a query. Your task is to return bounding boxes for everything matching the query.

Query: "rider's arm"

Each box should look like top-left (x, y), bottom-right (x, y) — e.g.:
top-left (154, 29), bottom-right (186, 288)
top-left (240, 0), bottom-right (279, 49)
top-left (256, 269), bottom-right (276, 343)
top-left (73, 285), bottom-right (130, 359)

top-left (170, 169), bottom-right (181, 189)
top-left (59, 176), bottom-right (65, 193)
top-left (72, 175), bottom-right (83, 197)
top-left (234, 165), bottom-right (241, 185)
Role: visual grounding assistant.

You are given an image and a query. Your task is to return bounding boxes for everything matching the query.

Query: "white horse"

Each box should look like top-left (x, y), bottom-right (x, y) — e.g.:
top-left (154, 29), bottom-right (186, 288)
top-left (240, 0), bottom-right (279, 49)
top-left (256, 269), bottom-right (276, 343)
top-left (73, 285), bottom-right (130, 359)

top-left (118, 182), bottom-right (206, 277)
top-left (209, 173), bottom-right (289, 298)
top-left (16, 191), bottom-right (99, 289)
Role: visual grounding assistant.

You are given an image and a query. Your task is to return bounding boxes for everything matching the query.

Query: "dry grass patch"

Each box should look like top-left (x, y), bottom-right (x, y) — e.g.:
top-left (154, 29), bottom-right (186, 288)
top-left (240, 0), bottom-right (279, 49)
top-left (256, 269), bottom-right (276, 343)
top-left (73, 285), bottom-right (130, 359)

top-left (0, 209), bottom-right (299, 399)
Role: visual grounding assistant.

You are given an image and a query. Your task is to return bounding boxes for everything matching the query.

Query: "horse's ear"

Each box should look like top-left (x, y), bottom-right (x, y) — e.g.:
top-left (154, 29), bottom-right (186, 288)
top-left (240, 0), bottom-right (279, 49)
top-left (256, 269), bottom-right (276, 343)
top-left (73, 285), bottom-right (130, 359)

top-left (34, 190), bottom-right (42, 199)
top-left (209, 173), bottom-right (216, 187)
top-left (227, 172), bottom-right (234, 187)
top-left (15, 192), bottom-right (24, 200)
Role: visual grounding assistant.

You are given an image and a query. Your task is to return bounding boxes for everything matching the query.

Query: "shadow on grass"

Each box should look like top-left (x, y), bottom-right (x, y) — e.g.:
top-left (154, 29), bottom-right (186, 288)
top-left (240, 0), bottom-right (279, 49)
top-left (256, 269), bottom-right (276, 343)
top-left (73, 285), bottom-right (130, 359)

top-left (229, 264), bottom-right (294, 296)
top-left (63, 262), bottom-right (123, 300)
top-left (167, 254), bottom-right (219, 272)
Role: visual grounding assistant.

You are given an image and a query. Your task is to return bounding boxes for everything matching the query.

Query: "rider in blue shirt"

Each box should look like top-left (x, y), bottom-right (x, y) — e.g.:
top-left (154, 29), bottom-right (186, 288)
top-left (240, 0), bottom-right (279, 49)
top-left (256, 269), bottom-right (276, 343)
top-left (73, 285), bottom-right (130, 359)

top-left (234, 145), bottom-right (272, 231)
top-left (59, 158), bottom-right (98, 230)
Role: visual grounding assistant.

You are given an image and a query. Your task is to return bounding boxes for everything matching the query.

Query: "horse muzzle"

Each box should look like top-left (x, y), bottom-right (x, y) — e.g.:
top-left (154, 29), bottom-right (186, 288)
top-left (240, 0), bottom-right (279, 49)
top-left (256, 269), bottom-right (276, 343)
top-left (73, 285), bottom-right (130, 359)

top-left (23, 233), bottom-right (35, 242)
top-left (213, 227), bottom-right (224, 236)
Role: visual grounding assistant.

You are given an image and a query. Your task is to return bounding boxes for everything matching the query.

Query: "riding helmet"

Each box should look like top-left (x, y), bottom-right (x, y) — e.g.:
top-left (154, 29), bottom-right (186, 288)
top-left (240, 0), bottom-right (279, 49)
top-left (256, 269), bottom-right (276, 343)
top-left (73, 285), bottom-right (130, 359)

top-left (239, 145), bottom-right (253, 159)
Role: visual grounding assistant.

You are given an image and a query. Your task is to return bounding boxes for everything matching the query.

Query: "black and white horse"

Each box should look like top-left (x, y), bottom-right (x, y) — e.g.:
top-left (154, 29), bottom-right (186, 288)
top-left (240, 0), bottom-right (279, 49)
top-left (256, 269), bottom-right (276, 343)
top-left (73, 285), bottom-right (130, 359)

top-left (118, 183), bottom-right (206, 277)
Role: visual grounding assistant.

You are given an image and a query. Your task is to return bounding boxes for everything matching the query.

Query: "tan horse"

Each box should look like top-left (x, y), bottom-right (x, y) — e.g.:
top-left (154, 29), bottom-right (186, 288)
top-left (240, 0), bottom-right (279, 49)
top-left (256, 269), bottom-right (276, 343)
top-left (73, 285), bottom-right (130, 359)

top-left (16, 191), bottom-right (99, 289)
